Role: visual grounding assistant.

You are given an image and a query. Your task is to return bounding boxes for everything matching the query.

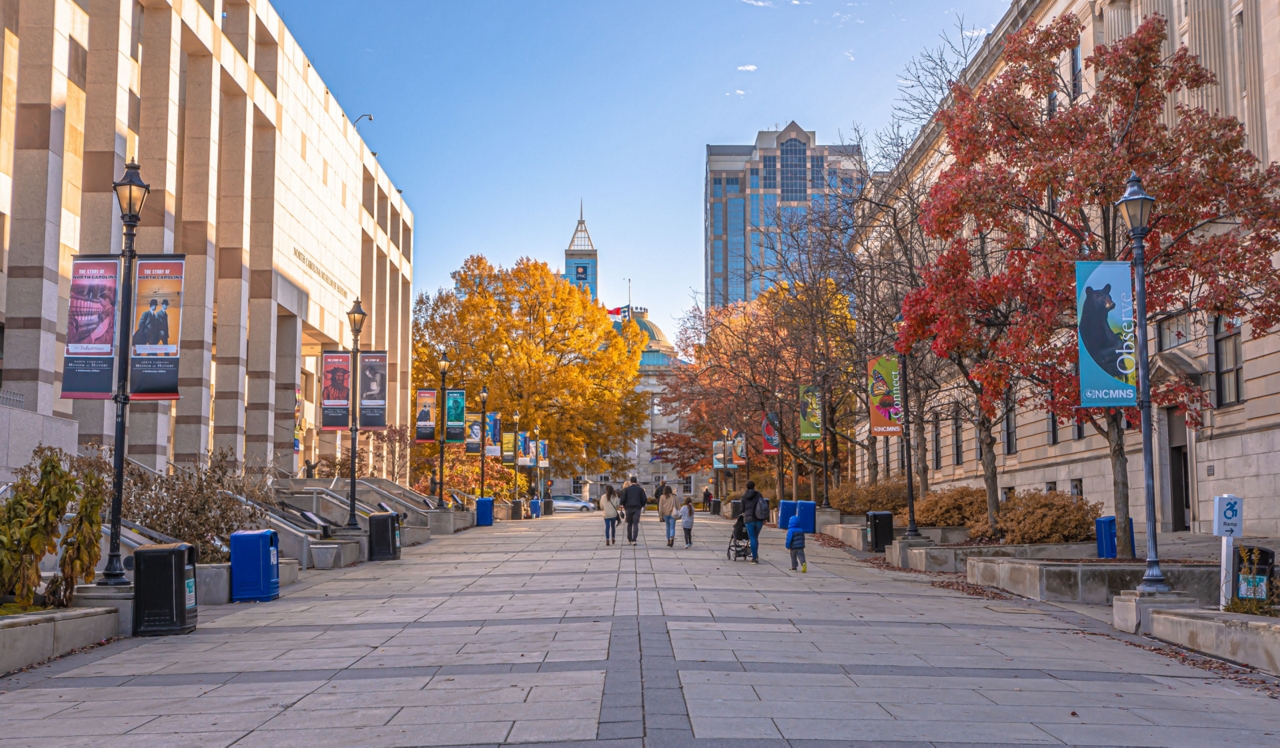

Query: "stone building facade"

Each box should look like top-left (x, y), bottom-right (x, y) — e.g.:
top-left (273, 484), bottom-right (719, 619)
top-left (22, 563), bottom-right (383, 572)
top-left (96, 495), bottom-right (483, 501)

top-left (0, 0), bottom-right (413, 477)
top-left (857, 0), bottom-right (1280, 537)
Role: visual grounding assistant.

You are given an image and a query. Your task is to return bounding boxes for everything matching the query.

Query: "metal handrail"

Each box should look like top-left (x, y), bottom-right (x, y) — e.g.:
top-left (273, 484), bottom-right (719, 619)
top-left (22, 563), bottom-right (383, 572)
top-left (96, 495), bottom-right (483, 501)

top-left (121, 518), bottom-right (182, 545)
top-left (288, 485), bottom-right (378, 518)
top-left (125, 456), bottom-right (165, 477)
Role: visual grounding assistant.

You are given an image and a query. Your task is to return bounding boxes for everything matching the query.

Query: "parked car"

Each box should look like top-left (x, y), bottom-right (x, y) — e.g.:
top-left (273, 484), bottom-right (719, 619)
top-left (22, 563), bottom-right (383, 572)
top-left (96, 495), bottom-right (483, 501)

top-left (550, 495), bottom-right (595, 512)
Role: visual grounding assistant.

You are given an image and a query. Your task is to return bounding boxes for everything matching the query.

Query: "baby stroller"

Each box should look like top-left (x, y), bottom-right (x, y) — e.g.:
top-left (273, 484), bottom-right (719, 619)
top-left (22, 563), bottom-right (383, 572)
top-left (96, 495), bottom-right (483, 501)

top-left (727, 515), bottom-right (751, 561)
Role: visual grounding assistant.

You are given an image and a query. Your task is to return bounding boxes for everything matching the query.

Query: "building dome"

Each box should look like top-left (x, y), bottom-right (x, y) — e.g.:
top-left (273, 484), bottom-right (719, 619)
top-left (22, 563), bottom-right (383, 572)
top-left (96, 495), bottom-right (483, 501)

top-left (613, 307), bottom-right (674, 366)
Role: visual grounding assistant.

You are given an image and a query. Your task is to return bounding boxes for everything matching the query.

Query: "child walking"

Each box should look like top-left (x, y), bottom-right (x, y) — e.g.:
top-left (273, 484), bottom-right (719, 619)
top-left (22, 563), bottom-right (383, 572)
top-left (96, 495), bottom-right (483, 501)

top-left (678, 498), bottom-right (695, 547)
top-left (785, 515), bottom-right (807, 572)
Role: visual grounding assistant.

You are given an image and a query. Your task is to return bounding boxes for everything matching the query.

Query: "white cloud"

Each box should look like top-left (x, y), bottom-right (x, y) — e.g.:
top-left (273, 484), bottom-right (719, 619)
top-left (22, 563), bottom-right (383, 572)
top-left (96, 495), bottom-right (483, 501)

top-left (725, 89), bottom-right (747, 96)
top-left (964, 27), bottom-right (988, 37)
top-left (844, 50), bottom-right (856, 62)
top-left (737, 64), bottom-right (758, 71)
top-left (740, 0), bottom-right (772, 6)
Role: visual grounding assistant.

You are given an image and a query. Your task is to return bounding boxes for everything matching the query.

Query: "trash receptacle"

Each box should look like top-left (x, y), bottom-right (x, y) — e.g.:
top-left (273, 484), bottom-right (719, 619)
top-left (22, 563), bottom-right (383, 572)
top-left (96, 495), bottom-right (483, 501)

top-left (865, 511), bottom-right (894, 553)
top-left (530, 498), bottom-right (541, 518)
top-left (369, 512), bottom-right (401, 561)
top-left (1095, 516), bottom-right (1135, 559)
top-left (230, 529), bottom-right (279, 603)
top-left (543, 497), bottom-right (555, 516)
top-left (133, 542), bottom-right (198, 636)
top-left (777, 500), bottom-right (797, 530)
top-left (476, 497), bottom-right (494, 526)
top-left (1235, 546), bottom-right (1276, 601)
top-left (729, 499), bottom-right (742, 520)
top-left (796, 500), bottom-right (817, 534)
top-left (509, 499), bottom-right (524, 520)
top-left (709, 499), bottom-right (721, 516)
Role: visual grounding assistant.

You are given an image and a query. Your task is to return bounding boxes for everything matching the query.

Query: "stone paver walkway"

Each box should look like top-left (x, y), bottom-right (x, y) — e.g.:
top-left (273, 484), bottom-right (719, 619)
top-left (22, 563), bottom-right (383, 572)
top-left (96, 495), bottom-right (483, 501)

top-left (2, 512), bottom-right (1278, 747)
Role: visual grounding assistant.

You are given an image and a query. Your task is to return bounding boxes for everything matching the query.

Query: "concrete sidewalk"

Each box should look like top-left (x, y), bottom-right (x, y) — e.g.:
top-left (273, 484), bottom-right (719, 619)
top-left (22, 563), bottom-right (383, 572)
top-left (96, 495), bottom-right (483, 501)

top-left (1, 513), bottom-right (1277, 747)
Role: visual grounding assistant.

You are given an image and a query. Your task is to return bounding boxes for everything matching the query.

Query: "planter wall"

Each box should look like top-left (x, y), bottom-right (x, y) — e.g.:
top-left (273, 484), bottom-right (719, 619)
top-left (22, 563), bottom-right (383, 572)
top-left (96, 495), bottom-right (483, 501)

top-left (0, 607), bottom-right (117, 674)
top-left (909, 541), bottom-right (1096, 573)
top-left (1150, 609), bottom-right (1280, 676)
top-left (967, 557), bottom-right (1219, 605)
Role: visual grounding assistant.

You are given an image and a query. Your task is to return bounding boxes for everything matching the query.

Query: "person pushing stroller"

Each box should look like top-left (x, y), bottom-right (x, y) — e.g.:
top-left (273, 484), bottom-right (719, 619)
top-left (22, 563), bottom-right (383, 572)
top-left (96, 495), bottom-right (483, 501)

top-left (785, 515), bottom-right (807, 573)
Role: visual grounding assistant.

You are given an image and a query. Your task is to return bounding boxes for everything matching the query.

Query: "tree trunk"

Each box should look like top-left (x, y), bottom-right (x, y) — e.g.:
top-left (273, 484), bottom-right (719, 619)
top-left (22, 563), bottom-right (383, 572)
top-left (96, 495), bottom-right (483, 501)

top-left (914, 401), bottom-right (929, 496)
top-left (791, 454), bottom-right (798, 502)
top-left (1105, 410), bottom-right (1135, 559)
top-left (977, 415), bottom-right (1000, 530)
top-left (867, 435), bottom-right (879, 484)
top-left (828, 404), bottom-right (841, 489)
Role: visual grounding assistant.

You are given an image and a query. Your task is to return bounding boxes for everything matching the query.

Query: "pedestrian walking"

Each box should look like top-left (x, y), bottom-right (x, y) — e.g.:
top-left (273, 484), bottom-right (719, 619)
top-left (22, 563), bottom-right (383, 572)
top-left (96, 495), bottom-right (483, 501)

top-left (702, 486), bottom-right (712, 510)
top-left (601, 485), bottom-right (621, 545)
top-left (785, 515), bottom-right (807, 572)
top-left (658, 485), bottom-right (677, 547)
top-left (678, 497), bottom-right (695, 547)
top-left (621, 476), bottom-right (647, 544)
top-left (739, 481), bottom-right (768, 563)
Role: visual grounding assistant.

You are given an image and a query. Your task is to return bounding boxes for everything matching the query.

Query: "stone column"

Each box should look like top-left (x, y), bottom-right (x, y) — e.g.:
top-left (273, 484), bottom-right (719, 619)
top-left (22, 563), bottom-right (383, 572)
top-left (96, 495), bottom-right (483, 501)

top-left (1103, 0), bottom-right (1133, 44)
top-left (173, 53), bottom-right (219, 465)
top-left (243, 122), bottom-right (276, 471)
top-left (213, 91), bottom-right (252, 463)
top-left (273, 312), bottom-right (300, 475)
top-left (1189, 0), bottom-right (1229, 114)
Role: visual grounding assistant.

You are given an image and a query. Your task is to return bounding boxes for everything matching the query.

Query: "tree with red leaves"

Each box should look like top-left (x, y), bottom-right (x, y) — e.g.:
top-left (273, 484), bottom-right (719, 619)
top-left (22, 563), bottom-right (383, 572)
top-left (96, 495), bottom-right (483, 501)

top-left (901, 16), bottom-right (1280, 553)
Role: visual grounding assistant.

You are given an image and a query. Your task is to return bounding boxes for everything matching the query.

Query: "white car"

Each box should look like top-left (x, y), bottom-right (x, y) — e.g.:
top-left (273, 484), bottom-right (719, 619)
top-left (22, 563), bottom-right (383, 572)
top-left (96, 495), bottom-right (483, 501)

top-left (550, 495), bottom-right (596, 512)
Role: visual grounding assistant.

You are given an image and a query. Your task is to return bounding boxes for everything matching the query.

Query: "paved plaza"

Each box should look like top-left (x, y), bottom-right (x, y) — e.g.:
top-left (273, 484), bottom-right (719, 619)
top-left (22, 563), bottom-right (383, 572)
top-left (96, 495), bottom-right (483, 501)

top-left (2, 514), bottom-right (1278, 747)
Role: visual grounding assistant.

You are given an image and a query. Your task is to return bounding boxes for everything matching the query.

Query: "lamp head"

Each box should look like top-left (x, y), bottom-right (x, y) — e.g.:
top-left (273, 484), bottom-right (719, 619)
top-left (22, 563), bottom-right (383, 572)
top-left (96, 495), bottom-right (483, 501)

top-left (346, 298), bottom-right (367, 337)
top-left (438, 352), bottom-right (451, 375)
top-left (480, 385), bottom-right (488, 404)
top-left (1116, 171), bottom-right (1154, 233)
top-left (113, 160), bottom-right (150, 222)
top-left (513, 409), bottom-right (520, 425)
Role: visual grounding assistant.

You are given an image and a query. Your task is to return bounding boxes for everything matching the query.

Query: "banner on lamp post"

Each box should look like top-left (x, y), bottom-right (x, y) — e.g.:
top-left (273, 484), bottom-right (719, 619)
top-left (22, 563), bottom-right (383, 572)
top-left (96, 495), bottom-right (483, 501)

top-left (444, 389), bottom-right (466, 442)
top-left (359, 351), bottom-right (387, 429)
top-left (762, 414), bottom-right (781, 455)
top-left (732, 430), bottom-right (746, 466)
top-left (517, 432), bottom-right (532, 466)
top-left (465, 413), bottom-right (482, 453)
top-left (538, 440), bottom-right (549, 468)
top-left (799, 385), bottom-right (823, 440)
top-left (414, 390), bottom-right (436, 442)
top-left (62, 256), bottom-right (121, 399)
top-left (502, 432), bottom-right (516, 465)
top-left (1076, 261), bottom-right (1138, 407)
top-left (320, 351), bottom-right (351, 430)
top-left (486, 414), bottom-right (501, 456)
top-left (129, 256), bottom-right (185, 400)
top-left (868, 355), bottom-right (903, 435)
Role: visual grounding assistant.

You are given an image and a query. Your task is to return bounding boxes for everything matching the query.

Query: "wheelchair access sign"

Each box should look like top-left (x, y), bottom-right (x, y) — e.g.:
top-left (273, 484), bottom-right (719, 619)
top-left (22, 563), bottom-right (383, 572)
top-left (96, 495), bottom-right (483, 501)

top-left (1213, 494), bottom-right (1243, 537)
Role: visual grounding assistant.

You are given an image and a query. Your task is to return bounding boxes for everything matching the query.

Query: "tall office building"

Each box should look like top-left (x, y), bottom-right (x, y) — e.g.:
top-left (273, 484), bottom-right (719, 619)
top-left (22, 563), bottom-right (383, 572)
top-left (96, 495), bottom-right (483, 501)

top-left (705, 122), bottom-right (861, 307)
top-left (563, 206), bottom-right (598, 300)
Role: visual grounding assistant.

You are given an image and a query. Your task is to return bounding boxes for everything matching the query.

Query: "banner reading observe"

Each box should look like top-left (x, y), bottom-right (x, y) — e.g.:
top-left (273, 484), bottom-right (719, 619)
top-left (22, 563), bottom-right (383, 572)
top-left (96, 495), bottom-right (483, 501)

top-left (414, 390), bottom-right (436, 442)
top-left (359, 351), bottom-right (388, 429)
top-left (62, 256), bottom-right (121, 399)
top-left (799, 385), bottom-right (823, 440)
top-left (129, 256), bottom-right (185, 399)
top-left (321, 352), bottom-right (352, 430)
top-left (868, 356), bottom-right (903, 436)
top-left (444, 389), bottom-right (466, 442)
top-left (1076, 261), bottom-right (1138, 407)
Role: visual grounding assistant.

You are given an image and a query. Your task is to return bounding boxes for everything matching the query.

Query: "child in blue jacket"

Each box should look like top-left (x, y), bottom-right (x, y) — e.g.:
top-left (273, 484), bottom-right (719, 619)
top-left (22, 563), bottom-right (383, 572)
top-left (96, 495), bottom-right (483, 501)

top-left (785, 515), bottom-right (806, 573)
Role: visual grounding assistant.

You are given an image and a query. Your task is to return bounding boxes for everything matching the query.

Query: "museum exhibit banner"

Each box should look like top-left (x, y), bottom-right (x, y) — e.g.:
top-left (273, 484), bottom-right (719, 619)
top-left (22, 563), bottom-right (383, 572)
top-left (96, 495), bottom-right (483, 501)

top-left (129, 256), bottom-right (185, 399)
top-left (444, 389), bottom-right (466, 442)
top-left (414, 389), bottom-right (436, 442)
top-left (538, 440), bottom-right (549, 468)
top-left (359, 351), bottom-right (388, 429)
top-left (799, 385), bottom-right (823, 440)
top-left (502, 432), bottom-right (516, 465)
top-left (732, 430), bottom-right (746, 466)
top-left (868, 355), bottom-right (903, 436)
top-left (321, 352), bottom-right (352, 430)
top-left (465, 413), bottom-right (482, 453)
top-left (486, 414), bottom-right (501, 456)
top-left (517, 432), bottom-right (532, 466)
top-left (762, 414), bottom-right (780, 456)
top-left (62, 256), bottom-right (121, 399)
top-left (1076, 261), bottom-right (1138, 407)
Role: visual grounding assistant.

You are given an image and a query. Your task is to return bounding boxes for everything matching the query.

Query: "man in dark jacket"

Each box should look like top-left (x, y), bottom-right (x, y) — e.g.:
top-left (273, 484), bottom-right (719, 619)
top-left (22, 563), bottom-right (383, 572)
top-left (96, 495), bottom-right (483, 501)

top-left (620, 476), bottom-right (647, 544)
top-left (739, 481), bottom-right (768, 563)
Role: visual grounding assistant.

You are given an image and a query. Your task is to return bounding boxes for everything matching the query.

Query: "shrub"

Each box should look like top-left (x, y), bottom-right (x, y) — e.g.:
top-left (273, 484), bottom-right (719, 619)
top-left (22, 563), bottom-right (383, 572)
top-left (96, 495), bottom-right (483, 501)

top-left (991, 490), bottom-right (1102, 545)
top-left (915, 485), bottom-right (987, 528)
top-left (830, 478), bottom-right (909, 517)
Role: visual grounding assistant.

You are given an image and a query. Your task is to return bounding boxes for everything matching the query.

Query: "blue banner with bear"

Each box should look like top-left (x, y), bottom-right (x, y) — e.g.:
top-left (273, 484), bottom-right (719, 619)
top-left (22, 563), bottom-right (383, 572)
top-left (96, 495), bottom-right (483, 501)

top-left (1076, 261), bottom-right (1138, 407)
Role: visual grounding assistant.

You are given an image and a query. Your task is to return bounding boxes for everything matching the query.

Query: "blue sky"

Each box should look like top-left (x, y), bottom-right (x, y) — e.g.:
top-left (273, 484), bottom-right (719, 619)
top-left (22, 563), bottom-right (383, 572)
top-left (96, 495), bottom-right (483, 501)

top-left (273, 0), bottom-right (1010, 334)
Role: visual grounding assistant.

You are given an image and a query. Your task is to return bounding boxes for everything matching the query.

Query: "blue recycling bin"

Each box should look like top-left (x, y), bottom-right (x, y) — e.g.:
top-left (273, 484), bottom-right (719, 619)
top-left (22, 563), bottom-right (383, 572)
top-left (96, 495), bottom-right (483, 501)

top-left (530, 498), bottom-right (542, 518)
top-left (475, 497), bottom-right (494, 526)
top-left (777, 500), bottom-right (797, 530)
top-left (796, 500), bottom-right (817, 534)
top-left (230, 529), bottom-right (279, 602)
top-left (1095, 516), bottom-right (1135, 559)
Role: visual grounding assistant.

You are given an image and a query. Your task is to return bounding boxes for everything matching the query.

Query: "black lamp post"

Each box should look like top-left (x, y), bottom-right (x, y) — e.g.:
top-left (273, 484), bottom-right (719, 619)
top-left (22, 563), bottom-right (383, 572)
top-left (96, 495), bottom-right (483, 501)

top-left (775, 391), bottom-right (785, 504)
top-left (894, 316), bottom-right (921, 538)
top-left (479, 386), bottom-right (489, 500)
top-left (99, 161), bottom-right (150, 586)
top-left (345, 298), bottom-right (367, 529)
top-left (511, 409), bottom-right (520, 502)
top-left (534, 424), bottom-right (542, 500)
top-left (437, 353), bottom-right (451, 511)
top-left (1117, 172), bottom-right (1169, 592)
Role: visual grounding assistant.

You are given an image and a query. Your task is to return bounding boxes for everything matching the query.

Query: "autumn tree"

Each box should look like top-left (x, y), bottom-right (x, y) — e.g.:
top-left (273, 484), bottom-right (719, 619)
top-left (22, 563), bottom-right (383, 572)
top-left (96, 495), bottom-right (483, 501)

top-left (904, 16), bottom-right (1280, 552)
top-left (412, 256), bottom-right (649, 480)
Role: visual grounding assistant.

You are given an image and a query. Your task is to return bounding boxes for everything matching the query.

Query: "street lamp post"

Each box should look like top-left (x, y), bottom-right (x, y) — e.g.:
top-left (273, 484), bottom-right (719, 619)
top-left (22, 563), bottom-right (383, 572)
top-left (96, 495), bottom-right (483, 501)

top-left (99, 161), bottom-right (150, 586)
top-left (893, 317), bottom-right (921, 538)
top-left (479, 386), bottom-right (488, 500)
top-left (534, 425), bottom-right (542, 501)
top-left (775, 391), bottom-right (785, 504)
top-left (512, 410), bottom-right (521, 505)
top-left (437, 353), bottom-right (451, 511)
top-left (345, 299), bottom-right (367, 529)
top-left (1117, 172), bottom-right (1169, 592)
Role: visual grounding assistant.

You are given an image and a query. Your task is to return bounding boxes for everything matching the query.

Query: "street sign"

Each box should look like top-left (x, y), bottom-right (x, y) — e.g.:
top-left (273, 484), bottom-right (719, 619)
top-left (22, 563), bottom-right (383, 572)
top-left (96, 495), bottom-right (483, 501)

top-left (1213, 494), bottom-right (1243, 537)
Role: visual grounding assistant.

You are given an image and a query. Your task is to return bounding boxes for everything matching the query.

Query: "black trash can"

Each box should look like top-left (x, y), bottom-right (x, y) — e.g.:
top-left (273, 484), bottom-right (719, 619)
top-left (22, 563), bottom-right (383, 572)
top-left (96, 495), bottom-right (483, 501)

top-left (709, 499), bottom-right (721, 516)
top-left (369, 512), bottom-right (401, 561)
top-left (133, 543), bottom-right (198, 637)
top-left (509, 499), bottom-right (524, 520)
top-left (543, 497), bottom-right (555, 516)
top-left (1234, 546), bottom-right (1276, 601)
top-left (729, 500), bottom-right (742, 520)
top-left (865, 511), bottom-right (894, 553)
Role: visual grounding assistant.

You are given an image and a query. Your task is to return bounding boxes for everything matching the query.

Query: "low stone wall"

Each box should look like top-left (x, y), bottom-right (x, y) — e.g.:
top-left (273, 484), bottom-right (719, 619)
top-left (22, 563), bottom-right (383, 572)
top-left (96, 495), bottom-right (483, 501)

top-left (0, 607), bottom-right (117, 674)
top-left (195, 558), bottom-right (303, 606)
top-left (1150, 609), bottom-right (1280, 676)
top-left (455, 510), bottom-right (476, 531)
top-left (968, 558), bottom-right (1219, 605)
top-left (402, 525), bottom-right (431, 547)
top-left (909, 541), bottom-right (1096, 573)
top-left (824, 523), bottom-right (864, 547)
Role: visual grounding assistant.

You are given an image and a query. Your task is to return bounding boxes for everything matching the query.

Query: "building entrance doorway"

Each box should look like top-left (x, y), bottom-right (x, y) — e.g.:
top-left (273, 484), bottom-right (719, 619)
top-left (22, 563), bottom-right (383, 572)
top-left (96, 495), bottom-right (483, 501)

top-left (1167, 409), bottom-right (1190, 532)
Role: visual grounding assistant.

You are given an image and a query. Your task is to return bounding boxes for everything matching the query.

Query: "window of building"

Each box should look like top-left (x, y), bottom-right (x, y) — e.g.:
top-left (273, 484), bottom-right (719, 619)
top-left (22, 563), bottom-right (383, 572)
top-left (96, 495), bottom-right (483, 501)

top-left (841, 177), bottom-right (854, 194)
top-left (780, 139), bottom-right (807, 201)
top-left (749, 168), bottom-right (759, 189)
top-left (726, 177), bottom-right (740, 195)
top-left (713, 240), bottom-right (724, 273)
top-left (1047, 413), bottom-right (1059, 446)
top-left (1004, 406), bottom-right (1018, 455)
top-left (1047, 89), bottom-right (1057, 118)
top-left (952, 416), bottom-right (964, 465)
top-left (1159, 314), bottom-right (1189, 351)
top-left (682, 475), bottom-right (693, 494)
top-left (809, 155), bottom-right (825, 188)
top-left (977, 429), bottom-right (984, 462)
top-left (898, 437), bottom-right (906, 472)
top-left (1074, 419), bottom-right (1086, 441)
top-left (762, 194), bottom-right (778, 228)
top-left (713, 277), bottom-right (724, 303)
top-left (728, 197), bottom-right (746, 303)
top-left (713, 202), bottom-right (724, 235)
top-left (1215, 316), bottom-right (1243, 407)
top-left (572, 476), bottom-right (583, 494)
top-left (750, 195), bottom-right (760, 227)
top-left (932, 416), bottom-right (942, 470)
top-left (1046, 481), bottom-right (1058, 492)
top-left (1000, 487), bottom-right (1013, 503)
top-left (883, 437), bottom-right (891, 476)
top-left (1070, 44), bottom-right (1082, 100)
top-left (713, 177), bottom-right (723, 198)
top-left (763, 156), bottom-right (777, 189)
top-left (1070, 478), bottom-right (1083, 497)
